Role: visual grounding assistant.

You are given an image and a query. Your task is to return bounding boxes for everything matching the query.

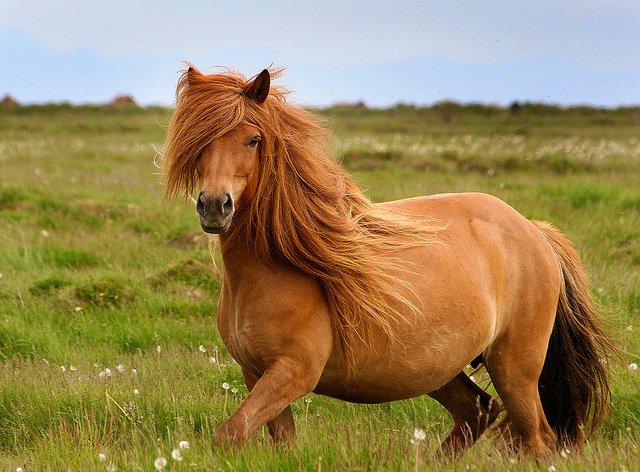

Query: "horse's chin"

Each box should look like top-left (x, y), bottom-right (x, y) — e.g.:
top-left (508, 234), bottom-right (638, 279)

top-left (200, 219), bottom-right (232, 234)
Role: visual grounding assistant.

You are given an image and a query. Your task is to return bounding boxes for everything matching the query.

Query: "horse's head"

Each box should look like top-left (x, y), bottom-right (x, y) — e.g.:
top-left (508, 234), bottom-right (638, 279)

top-left (195, 69), bottom-right (270, 234)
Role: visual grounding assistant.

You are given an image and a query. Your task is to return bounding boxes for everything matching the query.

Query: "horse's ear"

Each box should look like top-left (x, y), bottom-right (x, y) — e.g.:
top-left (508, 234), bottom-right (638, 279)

top-left (186, 66), bottom-right (201, 86)
top-left (244, 69), bottom-right (270, 104)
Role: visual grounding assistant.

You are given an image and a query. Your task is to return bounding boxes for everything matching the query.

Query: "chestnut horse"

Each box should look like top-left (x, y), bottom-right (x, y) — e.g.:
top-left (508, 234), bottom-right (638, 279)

top-left (162, 66), bottom-right (614, 456)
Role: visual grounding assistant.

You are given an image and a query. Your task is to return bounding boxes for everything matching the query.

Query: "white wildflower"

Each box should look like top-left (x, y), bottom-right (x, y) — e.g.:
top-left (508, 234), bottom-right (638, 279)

top-left (199, 345), bottom-right (207, 353)
top-left (41, 230), bottom-right (50, 237)
top-left (560, 447), bottom-right (570, 458)
top-left (156, 345), bottom-right (161, 353)
top-left (60, 365), bottom-right (66, 373)
top-left (99, 368), bottom-right (112, 379)
top-left (413, 428), bottom-right (426, 442)
top-left (133, 389), bottom-right (140, 395)
top-left (107, 463), bottom-right (116, 472)
top-left (74, 306), bottom-right (82, 312)
top-left (547, 466), bottom-right (557, 472)
top-left (154, 457), bottom-right (167, 470)
top-left (116, 364), bottom-right (125, 373)
top-left (69, 365), bottom-right (77, 371)
top-left (209, 356), bottom-right (217, 364)
top-left (99, 452), bottom-right (107, 461)
top-left (178, 440), bottom-right (190, 450)
top-left (626, 326), bottom-right (633, 331)
top-left (17, 467), bottom-right (24, 472)
top-left (131, 368), bottom-right (138, 376)
top-left (171, 448), bottom-right (183, 461)
top-left (222, 382), bottom-right (230, 391)
top-left (629, 363), bottom-right (638, 371)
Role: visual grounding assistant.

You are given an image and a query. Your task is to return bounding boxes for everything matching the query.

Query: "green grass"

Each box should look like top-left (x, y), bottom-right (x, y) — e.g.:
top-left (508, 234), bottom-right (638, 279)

top-left (0, 103), bottom-right (639, 470)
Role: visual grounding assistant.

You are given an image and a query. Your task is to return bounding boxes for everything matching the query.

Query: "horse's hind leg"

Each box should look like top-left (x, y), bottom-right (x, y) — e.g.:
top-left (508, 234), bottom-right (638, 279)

top-left (428, 372), bottom-right (501, 453)
top-left (484, 334), bottom-right (556, 457)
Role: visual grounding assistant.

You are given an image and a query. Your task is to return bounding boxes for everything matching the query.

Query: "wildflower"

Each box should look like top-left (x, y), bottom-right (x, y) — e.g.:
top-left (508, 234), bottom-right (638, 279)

top-left (199, 345), bottom-right (207, 353)
top-left (41, 230), bottom-right (50, 237)
top-left (305, 398), bottom-right (312, 404)
top-left (69, 365), bottom-right (77, 371)
top-left (99, 453), bottom-right (107, 461)
top-left (107, 464), bottom-right (116, 472)
top-left (171, 448), bottom-right (183, 461)
top-left (156, 345), bottom-right (161, 353)
top-left (413, 428), bottom-right (426, 442)
top-left (629, 363), bottom-right (638, 371)
top-left (99, 368), bottom-right (112, 379)
top-left (209, 356), bottom-right (217, 364)
top-left (222, 382), bottom-right (230, 391)
top-left (116, 364), bottom-right (125, 373)
top-left (133, 389), bottom-right (140, 395)
top-left (60, 365), bottom-right (66, 373)
top-left (560, 447), bottom-right (570, 458)
top-left (131, 368), bottom-right (138, 376)
top-left (231, 387), bottom-right (238, 394)
top-left (178, 440), bottom-right (190, 450)
top-left (627, 326), bottom-right (633, 331)
top-left (154, 457), bottom-right (167, 470)
top-left (74, 306), bottom-right (82, 312)
top-left (17, 467), bottom-right (24, 472)
top-left (547, 466), bottom-right (557, 472)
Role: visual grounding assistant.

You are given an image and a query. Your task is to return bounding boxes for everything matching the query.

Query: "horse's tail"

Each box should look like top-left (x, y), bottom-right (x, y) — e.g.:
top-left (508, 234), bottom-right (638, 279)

top-left (533, 221), bottom-right (616, 447)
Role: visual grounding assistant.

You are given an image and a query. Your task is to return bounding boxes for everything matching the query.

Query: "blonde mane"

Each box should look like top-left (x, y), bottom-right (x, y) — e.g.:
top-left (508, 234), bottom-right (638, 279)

top-left (162, 66), bottom-right (441, 368)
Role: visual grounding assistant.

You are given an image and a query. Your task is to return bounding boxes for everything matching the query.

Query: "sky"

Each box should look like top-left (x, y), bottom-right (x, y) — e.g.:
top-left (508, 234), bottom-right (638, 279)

top-left (1, 1), bottom-right (639, 107)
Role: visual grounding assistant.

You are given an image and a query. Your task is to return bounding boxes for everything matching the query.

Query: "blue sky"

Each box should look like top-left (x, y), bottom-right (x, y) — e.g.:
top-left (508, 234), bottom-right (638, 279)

top-left (1, 1), bottom-right (638, 107)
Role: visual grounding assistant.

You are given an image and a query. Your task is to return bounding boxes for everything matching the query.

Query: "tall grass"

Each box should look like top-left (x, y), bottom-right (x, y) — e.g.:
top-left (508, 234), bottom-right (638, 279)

top-left (0, 103), bottom-right (638, 470)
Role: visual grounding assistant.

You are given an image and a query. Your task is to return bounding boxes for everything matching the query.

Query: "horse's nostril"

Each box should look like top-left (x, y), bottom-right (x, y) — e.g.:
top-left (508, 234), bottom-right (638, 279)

top-left (222, 193), bottom-right (234, 216)
top-left (196, 191), bottom-right (205, 216)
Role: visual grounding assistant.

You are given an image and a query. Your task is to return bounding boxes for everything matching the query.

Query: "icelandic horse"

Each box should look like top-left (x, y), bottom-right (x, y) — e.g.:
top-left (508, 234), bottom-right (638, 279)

top-left (161, 66), bottom-right (614, 457)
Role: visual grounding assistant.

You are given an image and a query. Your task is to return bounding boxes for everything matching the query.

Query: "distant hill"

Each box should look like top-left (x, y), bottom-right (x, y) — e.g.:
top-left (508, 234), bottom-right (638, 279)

top-left (108, 94), bottom-right (138, 107)
top-left (0, 94), bottom-right (19, 107)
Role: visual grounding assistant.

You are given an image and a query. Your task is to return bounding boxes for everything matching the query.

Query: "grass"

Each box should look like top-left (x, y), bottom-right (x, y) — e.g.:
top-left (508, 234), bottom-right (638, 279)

top-left (0, 102), bottom-right (639, 470)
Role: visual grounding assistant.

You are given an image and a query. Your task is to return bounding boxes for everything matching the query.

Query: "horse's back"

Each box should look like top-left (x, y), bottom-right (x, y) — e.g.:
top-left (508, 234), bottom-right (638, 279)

top-left (382, 192), bottom-right (562, 336)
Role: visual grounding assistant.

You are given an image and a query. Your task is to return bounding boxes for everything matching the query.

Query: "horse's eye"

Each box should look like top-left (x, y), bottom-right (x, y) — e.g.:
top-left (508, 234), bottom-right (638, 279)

top-left (248, 136), bottom-right (261, 148)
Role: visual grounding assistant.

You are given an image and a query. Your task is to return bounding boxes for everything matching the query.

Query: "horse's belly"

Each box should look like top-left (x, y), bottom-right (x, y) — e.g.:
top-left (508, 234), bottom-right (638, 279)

top-left (314, 306), bottom-right (493, 403)
top-left (314, 354), bottom-right (466, 403)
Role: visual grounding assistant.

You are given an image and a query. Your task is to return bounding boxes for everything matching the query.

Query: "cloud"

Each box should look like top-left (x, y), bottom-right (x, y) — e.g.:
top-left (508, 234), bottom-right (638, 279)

top-left (2, 1), bottom-right (639, 70)
top-left (2, 27), bottom-right (638, 107)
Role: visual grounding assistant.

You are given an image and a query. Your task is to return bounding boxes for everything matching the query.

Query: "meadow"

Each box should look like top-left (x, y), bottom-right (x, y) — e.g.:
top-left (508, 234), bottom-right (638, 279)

top-left (0, 101), bottom-right (638, 471)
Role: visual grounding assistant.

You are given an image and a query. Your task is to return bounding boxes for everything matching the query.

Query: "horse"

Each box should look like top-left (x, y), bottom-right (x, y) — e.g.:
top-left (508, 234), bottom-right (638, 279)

top-left (161, 66), bottom-right (615, 457)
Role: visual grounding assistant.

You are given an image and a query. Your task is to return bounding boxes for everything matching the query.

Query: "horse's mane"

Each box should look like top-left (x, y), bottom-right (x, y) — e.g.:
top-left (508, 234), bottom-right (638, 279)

top-left (162, 66), bottom-right (441, 369)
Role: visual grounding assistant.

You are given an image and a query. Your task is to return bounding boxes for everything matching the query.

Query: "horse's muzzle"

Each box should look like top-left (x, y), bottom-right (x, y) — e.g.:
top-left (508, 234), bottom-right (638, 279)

top-left (197, 191), bottom-right (234, 234)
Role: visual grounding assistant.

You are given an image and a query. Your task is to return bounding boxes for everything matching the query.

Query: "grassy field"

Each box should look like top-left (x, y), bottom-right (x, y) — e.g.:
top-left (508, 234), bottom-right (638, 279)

top-left (0, 102), bottom-right (638, 471)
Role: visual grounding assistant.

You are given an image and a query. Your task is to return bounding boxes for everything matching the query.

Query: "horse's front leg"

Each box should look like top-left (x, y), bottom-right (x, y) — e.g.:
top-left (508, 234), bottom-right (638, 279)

top-left (239, 368), bottom-right (297, 445)
top-left (214, 357), bottom-right (321, 446)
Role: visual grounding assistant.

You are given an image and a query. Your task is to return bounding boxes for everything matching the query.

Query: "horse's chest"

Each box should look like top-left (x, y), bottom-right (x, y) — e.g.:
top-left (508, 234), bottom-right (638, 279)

top-left (216, 297), bottom-right (268, 374)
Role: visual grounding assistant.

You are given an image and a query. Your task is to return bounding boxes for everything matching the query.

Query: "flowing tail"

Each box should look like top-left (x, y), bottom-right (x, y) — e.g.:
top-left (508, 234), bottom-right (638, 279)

top-left (534, 221), bottom-right (616, 447)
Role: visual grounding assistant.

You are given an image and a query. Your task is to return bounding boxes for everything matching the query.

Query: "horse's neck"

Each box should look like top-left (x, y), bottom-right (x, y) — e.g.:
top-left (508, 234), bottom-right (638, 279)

top-left (218, 234), bottom-right (270, 282)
